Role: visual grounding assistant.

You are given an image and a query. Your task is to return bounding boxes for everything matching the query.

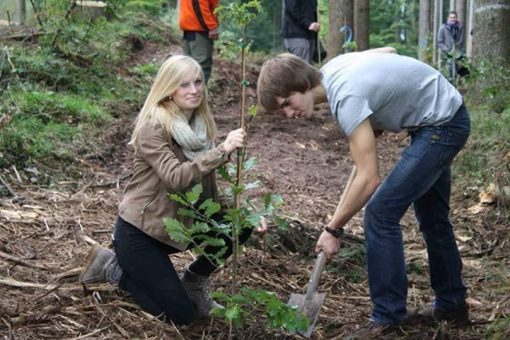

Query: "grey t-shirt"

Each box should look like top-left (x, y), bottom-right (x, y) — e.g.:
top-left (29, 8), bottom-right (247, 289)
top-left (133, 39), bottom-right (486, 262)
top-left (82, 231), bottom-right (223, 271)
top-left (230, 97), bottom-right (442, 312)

top-left (321, 52), bottom-right (463, 136)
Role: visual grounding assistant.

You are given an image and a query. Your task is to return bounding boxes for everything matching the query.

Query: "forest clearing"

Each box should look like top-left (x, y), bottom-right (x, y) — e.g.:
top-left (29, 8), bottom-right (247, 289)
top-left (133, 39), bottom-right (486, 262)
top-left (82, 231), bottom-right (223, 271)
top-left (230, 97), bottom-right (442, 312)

top-left (1, 1), bottom-right (509, 339)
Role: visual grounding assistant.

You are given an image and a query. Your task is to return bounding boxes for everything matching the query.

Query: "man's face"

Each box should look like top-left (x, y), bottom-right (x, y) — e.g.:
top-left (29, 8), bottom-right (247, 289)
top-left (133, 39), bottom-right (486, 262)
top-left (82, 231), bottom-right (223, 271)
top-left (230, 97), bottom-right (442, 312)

top-left (447, 13), bottom-right (458, 24)
top-left (276, 91), bottom-right (314, 119)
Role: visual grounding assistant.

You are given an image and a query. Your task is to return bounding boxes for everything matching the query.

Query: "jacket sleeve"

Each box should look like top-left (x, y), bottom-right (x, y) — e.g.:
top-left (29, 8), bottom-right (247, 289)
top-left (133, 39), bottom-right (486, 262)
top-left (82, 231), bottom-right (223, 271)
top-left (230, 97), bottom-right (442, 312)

top-left (137, 123), bottom-right (229, 192)
top-left (456, 25), bottom-right (465, 51)
top-left (437, 26), bottom-right (450, 52)
top-left (284, 0), bottom-right (313, 30)
top-left (200, 0), bottom-right (219, 30)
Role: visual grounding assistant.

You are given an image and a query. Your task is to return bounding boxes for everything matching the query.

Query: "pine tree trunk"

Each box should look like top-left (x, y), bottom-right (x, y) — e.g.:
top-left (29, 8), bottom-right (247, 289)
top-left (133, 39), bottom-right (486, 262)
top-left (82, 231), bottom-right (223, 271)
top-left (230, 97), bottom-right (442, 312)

top-left (16, 0), bottom-right (26, 24)
top-left (327, 0), bottom-right (353, 60)
top-left (472, 0), bottom-right (510, 65)
top-left (419, 0), bottom-right (431, 61)
top-left (354, 0), bottom-right (369, 51)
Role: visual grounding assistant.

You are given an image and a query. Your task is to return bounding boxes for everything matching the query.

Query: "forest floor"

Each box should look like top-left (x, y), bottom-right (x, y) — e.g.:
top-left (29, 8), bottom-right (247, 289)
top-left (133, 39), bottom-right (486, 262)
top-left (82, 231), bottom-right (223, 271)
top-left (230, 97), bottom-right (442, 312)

top-left (0, 38), bottom-right (509, 340)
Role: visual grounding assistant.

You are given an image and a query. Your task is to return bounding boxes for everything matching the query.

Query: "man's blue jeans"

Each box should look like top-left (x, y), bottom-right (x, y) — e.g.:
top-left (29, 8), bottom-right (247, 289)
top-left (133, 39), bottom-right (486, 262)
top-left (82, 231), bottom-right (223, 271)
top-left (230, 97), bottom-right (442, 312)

top-left (364, 105), bottom-right (470, 325)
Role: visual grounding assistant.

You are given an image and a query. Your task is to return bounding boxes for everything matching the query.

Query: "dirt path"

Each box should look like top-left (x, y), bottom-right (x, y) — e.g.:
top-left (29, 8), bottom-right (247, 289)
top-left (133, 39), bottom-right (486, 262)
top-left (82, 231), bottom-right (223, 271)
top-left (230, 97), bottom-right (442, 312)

top-left (0, 48), bottom-right (508, 339)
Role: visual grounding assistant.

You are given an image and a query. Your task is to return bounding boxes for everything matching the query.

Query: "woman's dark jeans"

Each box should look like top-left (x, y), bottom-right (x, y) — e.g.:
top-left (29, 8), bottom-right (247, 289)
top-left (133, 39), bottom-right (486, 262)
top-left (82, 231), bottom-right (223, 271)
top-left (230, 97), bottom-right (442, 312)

top-left (364, 105), bottom-right (470, 325)
top-left (113, 216), bottom-right (253, 325)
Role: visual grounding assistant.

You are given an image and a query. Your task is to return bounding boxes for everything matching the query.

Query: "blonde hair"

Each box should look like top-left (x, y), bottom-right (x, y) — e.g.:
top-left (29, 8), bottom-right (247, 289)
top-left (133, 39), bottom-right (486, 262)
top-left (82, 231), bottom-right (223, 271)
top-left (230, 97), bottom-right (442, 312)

top-left (257, 53), bottom-right (322, 112)
top-left (130, 55), bottom-right (217, 150)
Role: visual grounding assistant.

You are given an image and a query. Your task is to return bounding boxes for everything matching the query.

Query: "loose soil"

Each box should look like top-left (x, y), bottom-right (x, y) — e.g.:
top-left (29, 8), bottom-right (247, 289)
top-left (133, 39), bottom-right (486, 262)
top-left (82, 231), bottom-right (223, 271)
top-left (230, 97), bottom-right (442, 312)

top-left (0, 40), bottom-right (508, 339)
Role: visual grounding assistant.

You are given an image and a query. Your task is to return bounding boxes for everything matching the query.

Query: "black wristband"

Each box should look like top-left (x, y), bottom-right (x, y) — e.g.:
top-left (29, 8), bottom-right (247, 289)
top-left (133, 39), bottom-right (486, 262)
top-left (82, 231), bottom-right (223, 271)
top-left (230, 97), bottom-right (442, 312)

top-left (324, 226), bottom-right (343, 238)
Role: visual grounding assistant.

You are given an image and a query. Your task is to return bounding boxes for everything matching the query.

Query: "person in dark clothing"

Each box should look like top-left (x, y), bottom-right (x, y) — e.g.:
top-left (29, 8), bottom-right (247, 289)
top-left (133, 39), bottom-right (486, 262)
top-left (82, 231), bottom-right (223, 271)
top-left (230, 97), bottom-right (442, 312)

top-left (438, 11), bottom-right (468, 80)
top-left (282, 0), bottom-right (320, 64)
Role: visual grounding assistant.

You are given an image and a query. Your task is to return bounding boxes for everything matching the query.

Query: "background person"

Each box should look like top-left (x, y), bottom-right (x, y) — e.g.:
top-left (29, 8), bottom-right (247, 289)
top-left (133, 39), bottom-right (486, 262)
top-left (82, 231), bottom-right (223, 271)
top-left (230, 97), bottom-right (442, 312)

top-left (79, 55), bottom-right (267, 325)
top-left (281, 0), bottom-right (320, 64)
top-left (257, 51), bottom-right (470, 337)
top-left (438, 11), bottom-right (466, 80)
top-left (179, 0), bottom-right (220, 84)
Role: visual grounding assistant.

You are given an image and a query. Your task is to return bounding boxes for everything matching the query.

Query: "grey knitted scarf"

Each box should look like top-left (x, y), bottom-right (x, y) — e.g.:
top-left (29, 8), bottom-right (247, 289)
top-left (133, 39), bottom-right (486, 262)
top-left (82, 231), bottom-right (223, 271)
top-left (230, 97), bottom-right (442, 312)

top-left (169, 112), bottom-right (213, 161)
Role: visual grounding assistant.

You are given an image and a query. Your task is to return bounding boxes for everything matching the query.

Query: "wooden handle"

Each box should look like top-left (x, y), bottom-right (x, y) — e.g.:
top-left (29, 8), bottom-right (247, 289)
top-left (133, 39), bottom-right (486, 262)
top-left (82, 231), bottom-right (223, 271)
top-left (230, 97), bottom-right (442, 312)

top-left (304, 251), bottom-right (327, 301)
top-left (303, 166), bottom-right (357, 300)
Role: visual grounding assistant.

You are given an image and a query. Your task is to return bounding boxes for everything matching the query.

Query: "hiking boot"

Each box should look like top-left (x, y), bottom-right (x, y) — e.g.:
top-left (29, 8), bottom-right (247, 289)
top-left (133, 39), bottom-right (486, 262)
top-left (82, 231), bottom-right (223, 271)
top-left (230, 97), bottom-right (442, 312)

top-left (414, 303), bottom-right (470, 325)
top-left (79, 244), bottom-right (123, 285)
top-left (351, 321), bottom-right (395, 339)
top-left (181, 267), bottom-right (224, 317)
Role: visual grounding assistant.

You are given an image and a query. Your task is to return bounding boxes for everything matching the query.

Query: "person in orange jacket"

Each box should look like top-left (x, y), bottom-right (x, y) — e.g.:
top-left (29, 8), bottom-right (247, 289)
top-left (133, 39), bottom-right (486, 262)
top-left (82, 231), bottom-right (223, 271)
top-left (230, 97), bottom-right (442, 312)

top-left (179, 0), bottom-right (220, 84)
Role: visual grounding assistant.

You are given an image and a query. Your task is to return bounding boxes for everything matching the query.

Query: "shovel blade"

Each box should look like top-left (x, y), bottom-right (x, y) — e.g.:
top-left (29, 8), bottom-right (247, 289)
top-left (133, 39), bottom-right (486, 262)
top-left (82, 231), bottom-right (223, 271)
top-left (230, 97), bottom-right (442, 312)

top-left (288, 292), bottom-right (326, 338)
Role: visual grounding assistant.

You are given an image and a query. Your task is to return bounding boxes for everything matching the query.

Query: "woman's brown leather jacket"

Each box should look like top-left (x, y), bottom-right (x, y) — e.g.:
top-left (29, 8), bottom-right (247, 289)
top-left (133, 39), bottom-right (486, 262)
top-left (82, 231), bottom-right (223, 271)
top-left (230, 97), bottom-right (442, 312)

top-left (118, 122), bottom-right (230, 250)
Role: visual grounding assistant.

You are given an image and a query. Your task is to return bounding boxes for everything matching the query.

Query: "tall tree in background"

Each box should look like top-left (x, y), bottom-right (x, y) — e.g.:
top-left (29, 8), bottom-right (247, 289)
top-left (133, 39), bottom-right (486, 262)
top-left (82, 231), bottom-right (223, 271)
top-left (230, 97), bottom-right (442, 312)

top-left (418, 0), bottom-right (431, 61)
top-left (472, 0), bottom-right (510, 65)
top-left (16, 0), bottom-right (26, 24)
top-left (354, 0), bottom-right (370, 50)
top-left (327, 0), bottom-right (353, 59)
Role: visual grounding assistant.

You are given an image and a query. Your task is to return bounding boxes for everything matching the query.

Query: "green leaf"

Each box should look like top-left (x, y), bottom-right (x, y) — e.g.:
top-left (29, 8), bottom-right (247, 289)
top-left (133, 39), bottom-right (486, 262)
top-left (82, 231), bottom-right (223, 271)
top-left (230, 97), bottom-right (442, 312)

top-left (198, 199), bottom-right (221, 218)
top-left (191, 221), bottom-right (210, 234)
top-left (244, 180), bottom-right (261, 190)
top-left (248, 105), bottom-right (258, 117)
top-left (225, 305), bottom-right (244, 326)
top-left (168, 193), bottom-right (187, 206)
top-left (164, 218), bottom-right (190, 243)
top-left (217, 166), bottom-right (233, 182)
top-left (186, 184), bottom-right (203, 204)
top-left (243, 156), bottom-right (257, 171)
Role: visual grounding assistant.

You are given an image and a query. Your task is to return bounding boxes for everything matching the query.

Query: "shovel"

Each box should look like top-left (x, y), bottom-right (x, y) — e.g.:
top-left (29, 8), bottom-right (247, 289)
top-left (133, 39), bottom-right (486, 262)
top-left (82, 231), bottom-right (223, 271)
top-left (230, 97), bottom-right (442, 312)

top-left (288, 166), bottom-right (357, 337)
top-left (288, 251), bottom-right (327, 337)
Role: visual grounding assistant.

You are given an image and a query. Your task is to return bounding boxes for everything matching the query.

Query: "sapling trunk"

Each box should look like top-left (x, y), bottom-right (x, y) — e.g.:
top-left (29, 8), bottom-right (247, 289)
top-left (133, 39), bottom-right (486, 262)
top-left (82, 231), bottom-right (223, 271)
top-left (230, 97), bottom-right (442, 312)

top-left (232, 25), bottom-right (248, 296)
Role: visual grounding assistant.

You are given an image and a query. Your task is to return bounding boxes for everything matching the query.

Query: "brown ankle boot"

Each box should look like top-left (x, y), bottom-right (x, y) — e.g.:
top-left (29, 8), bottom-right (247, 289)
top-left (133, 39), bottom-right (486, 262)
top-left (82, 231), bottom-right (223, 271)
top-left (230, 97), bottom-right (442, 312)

top-left (79, 244), bottom-right (123, 285)
top-left (181, 267), bottom-right (224, 317)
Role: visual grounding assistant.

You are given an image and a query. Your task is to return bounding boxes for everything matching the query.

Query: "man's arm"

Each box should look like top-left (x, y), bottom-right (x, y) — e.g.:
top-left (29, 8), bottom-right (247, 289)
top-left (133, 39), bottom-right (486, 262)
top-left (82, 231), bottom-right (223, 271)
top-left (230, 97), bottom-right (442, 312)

top-left (315, 119), bottom-right (381, 258)
top-left (329, 119), bottom-right (381, 229)
top-left (437, 26), bottom-right (450, 52)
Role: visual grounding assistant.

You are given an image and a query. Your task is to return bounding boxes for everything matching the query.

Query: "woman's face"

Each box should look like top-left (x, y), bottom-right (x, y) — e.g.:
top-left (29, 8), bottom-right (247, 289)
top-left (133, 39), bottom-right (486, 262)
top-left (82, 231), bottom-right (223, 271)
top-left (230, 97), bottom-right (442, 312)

top-left (171, 74), bottom-right (204, 116)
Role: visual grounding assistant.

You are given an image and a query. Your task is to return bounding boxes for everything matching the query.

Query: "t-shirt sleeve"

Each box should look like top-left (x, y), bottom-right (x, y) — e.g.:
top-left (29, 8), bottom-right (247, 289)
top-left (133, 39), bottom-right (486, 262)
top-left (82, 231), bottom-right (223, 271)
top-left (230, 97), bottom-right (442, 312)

top-left (333, 95), bottom-right (373, 136)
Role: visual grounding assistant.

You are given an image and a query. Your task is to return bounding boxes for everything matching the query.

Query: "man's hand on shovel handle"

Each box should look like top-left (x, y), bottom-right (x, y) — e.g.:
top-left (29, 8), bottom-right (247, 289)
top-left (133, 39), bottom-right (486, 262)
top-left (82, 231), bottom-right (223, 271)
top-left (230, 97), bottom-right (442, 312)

top-left (315, 231), bottom-right (341, 259)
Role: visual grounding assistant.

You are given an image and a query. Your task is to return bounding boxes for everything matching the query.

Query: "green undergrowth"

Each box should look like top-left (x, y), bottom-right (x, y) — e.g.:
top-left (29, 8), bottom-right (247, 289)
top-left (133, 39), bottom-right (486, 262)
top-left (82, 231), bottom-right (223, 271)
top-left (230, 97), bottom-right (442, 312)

top-left (453, 60), bottom-right (510, 188)
top-left (0, 2), bottom-right (176, 173)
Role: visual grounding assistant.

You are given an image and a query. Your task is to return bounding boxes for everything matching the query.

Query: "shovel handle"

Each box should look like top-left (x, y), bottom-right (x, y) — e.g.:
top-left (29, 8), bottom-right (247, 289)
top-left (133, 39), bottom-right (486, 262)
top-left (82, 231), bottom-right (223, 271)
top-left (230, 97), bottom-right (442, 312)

top-left (304, 251), bottom-right (327, 301)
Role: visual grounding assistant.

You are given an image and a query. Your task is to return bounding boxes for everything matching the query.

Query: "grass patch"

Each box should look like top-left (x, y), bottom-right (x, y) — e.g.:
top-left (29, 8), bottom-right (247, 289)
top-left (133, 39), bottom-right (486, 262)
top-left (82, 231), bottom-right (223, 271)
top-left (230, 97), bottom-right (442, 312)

top-left (454, 107), bottom-right (510, 184)
top-left (0, 4), bottom-right (175, 173)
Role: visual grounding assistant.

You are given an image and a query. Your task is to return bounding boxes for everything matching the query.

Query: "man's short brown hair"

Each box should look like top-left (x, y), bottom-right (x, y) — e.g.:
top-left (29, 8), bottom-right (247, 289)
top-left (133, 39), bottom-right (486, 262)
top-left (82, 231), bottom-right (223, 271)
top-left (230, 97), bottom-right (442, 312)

top-left (257, 53), bottom-right (322, 112)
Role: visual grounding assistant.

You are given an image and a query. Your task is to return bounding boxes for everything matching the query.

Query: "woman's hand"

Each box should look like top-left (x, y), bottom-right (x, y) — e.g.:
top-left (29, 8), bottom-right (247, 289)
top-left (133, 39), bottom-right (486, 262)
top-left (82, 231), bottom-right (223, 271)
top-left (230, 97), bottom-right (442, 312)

top-left (255, 216), bottom-right (269, 233)
top-left (223, 128), bottom-right (247, 154)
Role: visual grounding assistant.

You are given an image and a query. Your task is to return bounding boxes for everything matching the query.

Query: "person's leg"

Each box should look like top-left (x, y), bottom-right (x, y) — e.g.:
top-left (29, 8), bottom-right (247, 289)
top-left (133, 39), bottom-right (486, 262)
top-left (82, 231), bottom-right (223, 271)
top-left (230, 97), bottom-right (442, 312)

top-left (284, 38), bottom-right (312, 64)
top-left (413, 170), bottom-right (467, 309)
top-left (186, 32), bottom-right (213, 83)
top-left (113, 217), bottom-right (195, 325)
top-left (364, 106), bottom-right (470, 326)
top-left (413, 107), bottom-right (470, 311)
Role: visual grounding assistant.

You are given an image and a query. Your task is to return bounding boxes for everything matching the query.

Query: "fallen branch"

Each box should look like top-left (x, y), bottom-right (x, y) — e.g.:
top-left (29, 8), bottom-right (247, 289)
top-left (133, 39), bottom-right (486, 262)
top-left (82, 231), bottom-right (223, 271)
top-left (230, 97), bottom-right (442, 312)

top-left (0, 174), bottom-right (16, 197)
top-left (0, 277), bottom-right (115, 293)
top-left (0, 250), bottom-right (52, 271)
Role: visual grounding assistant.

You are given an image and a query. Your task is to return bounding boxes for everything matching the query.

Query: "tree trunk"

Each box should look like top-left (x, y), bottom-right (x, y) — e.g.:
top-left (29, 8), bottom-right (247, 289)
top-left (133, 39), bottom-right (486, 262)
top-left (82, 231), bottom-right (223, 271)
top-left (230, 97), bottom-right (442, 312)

top-left (16, 0), bottom-right (26, 24)
top-left (419, 0), bottom-right (431, 61)
top-left (466, 0), bottom-right (475, 56)
top-left (354, 0), bottom-right (369, 51)
top-left (455, 0), bottom-right (467, 49)
top-left (327, 0), bottom-right (353, 60)
top-left (472, 0), bottom-right (510, 65)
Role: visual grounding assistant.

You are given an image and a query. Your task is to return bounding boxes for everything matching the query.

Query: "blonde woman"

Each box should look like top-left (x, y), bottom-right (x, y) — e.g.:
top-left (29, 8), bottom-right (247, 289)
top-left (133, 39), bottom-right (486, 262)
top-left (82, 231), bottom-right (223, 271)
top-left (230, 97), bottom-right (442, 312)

top-left (80, 55), bottom-right (265, 325)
